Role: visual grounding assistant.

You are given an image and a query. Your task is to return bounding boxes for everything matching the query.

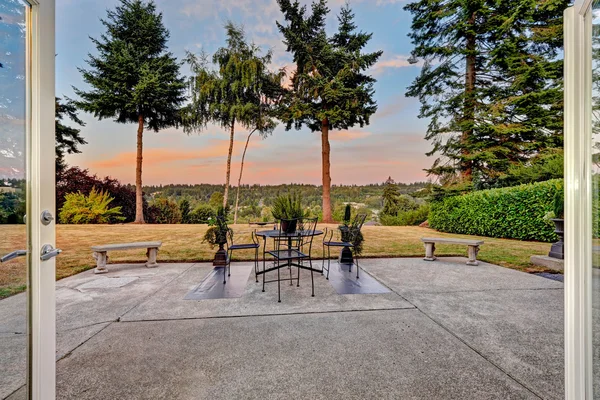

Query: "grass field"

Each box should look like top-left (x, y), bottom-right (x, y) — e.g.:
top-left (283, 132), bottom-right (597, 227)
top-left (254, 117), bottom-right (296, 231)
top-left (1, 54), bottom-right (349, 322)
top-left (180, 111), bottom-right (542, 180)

top-left (0, 224), bottom-right (553, 298)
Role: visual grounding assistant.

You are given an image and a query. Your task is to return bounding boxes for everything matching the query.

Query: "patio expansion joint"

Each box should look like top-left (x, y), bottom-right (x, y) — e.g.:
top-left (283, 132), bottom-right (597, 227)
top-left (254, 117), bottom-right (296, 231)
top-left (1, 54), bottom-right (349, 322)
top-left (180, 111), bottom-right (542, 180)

top-left (412, 307), bottom-right (545, 400)
top-left (405, 287), bottom-right (564, 296)
top-left (57, 320), bottom-right (116, 335)
top-left (117, 306), bottom-right (418, 324)
top-left (56, 320), bottom-right (115, 363)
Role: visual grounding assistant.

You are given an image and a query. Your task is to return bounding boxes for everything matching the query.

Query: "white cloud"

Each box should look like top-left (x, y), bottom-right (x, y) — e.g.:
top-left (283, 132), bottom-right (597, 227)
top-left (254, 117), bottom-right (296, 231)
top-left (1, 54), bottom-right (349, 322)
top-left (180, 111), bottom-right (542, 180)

top-left (372, 54), bottom-right (422, 75)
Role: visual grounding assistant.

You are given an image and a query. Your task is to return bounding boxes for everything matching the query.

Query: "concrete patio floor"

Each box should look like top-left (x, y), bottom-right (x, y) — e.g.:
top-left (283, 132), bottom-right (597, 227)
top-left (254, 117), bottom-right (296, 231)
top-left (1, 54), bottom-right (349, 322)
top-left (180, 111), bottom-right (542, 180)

top-left (1, 257), bottom-right (564, 399)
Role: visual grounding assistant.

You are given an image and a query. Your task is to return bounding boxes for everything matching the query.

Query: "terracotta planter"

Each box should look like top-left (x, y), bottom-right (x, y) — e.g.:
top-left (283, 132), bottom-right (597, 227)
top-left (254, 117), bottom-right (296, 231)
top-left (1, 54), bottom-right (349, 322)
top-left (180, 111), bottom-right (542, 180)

top-left (548, 218), bottom-right (564, 260)
top-left (280, 219), bottom-right (297, 234)
top-left (213, 241), bottom-right (228, 266)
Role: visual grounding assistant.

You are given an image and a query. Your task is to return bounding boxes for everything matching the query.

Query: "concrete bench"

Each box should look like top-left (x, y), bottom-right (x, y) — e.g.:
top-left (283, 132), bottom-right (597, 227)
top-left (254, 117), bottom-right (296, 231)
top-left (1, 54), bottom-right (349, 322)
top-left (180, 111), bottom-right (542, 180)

top-left (91, 241), bottom-right (162, 274)
top-left (420, 237), bottom-right (484, 266)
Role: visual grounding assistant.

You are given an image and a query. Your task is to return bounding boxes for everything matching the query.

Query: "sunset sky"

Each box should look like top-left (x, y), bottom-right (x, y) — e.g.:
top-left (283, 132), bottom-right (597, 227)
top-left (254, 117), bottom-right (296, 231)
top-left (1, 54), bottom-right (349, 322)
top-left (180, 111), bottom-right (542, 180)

top-left (56, 0), bottom-right (432, 186)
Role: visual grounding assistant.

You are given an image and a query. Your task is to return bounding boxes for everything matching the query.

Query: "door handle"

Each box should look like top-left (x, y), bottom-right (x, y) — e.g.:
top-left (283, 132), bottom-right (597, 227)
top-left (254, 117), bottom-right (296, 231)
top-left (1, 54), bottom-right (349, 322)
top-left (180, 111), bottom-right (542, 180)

top-left (1, 250), bottom-right (27, 263)
top-left (40, 244), bottom-right (62, 261)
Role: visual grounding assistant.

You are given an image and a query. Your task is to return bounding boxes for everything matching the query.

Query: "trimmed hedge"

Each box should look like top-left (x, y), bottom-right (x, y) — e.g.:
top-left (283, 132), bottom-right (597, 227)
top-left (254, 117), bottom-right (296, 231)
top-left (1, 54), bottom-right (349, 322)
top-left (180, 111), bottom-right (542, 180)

top-left (429, 179), bottom-right (563, 242)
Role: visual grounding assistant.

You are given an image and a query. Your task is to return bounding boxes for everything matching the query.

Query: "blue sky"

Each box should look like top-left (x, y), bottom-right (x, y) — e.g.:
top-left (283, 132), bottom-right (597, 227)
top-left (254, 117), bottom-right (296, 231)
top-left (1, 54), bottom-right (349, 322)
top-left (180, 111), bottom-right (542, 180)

top-left (56, 0), bottom-right (432, 185)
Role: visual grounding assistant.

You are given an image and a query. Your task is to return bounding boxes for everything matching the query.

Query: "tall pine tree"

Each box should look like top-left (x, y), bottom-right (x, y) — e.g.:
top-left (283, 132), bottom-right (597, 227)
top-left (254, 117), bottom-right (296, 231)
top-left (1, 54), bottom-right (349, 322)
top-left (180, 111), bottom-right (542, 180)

top-left (404, 0), bottom-right (567, 187)
top-left (276, 1), bottom-right (382, 222)
top-left (75, 0), bottom-right (186, 223)
top-left (479, 0), bottom-right (566, 185)
top-left (404, 0), bottom-right (491, 184)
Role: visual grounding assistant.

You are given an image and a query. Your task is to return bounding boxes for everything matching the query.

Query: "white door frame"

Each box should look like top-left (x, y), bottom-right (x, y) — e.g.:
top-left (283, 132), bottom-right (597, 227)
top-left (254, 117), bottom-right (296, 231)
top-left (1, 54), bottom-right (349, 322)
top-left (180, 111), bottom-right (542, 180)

top-left (27, 0), bottom-right (56, 398)
top-left (565, 0), bottom-right (593, 399)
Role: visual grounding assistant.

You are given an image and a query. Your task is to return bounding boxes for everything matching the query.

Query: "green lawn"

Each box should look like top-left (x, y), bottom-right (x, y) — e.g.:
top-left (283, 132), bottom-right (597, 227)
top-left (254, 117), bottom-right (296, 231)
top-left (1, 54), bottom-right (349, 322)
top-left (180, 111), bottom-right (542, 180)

top-left (0, 224), bottom-right (554, 298)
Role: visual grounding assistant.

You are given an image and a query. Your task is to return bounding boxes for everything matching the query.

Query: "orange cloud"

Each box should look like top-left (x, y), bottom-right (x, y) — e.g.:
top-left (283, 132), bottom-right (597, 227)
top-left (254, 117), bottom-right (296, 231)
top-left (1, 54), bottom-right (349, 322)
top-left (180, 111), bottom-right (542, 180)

top-left (90, 139), bottom-right (261, 169)
top-left (329, 130), bottom-right (372, 142)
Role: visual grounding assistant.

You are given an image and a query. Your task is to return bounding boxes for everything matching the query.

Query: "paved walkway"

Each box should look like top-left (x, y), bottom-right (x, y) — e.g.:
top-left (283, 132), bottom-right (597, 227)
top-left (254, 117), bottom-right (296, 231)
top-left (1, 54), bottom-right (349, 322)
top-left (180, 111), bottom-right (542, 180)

top-left (1, 257), bottom-right (564, 399)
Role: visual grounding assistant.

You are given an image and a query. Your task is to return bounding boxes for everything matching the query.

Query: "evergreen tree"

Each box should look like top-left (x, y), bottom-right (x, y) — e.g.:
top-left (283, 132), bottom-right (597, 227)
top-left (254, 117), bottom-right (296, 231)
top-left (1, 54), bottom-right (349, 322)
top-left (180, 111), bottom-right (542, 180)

top-left (55, 97), bottom-right (87, 174)
top-left (481, 0), bottom-right (567, 184)
top-left (276, 1), bottom-right (382, 222)
top-left (74, 0), bottom-right (186, 223)
top-left (179, 198), bottom-right (191, 224)
top-left (382, 177), bottom-right (401, 216)
top-left (404, 0), bottom-right (567, 186)
top-left (183, 22), bottom-right (281, 214)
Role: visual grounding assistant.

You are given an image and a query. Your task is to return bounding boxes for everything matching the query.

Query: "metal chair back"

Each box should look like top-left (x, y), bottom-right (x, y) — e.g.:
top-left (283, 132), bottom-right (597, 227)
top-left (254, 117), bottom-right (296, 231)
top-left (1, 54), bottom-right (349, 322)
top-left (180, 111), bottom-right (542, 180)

top-left (298, 217), bottom-right (318, 255)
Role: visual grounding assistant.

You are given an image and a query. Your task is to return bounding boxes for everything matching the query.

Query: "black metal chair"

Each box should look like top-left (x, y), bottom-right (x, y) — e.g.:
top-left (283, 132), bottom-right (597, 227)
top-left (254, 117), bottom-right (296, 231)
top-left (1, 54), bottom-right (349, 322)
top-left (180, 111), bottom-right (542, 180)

top-left (263, 217), bottom-right (318, 302)
top-left (322, 214), bottom-right (367, 279)
top-left (224, 227), bottom-right (260, 284)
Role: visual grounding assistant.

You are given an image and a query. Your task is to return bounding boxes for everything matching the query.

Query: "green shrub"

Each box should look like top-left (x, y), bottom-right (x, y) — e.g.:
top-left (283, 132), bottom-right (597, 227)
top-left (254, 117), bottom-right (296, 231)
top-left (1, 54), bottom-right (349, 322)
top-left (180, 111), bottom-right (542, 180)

top-left (429, 179), bottom-right (563, 242)
top-left (188, 204), bottom-right (216, 224)
top-left (59, 188), bottom-right (125, 224)
top-left (380, 204), bottom-right (430, 226)
top-left (0, 192), bottom-right (25, 224)
top-left (148, 198), bottom-right (182, 224)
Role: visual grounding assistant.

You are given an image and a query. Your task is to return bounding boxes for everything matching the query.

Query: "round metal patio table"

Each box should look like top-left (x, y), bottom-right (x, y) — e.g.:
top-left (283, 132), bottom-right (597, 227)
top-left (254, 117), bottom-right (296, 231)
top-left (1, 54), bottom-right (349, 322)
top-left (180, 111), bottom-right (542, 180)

top-left (255, 229), bottom-right (324, 276)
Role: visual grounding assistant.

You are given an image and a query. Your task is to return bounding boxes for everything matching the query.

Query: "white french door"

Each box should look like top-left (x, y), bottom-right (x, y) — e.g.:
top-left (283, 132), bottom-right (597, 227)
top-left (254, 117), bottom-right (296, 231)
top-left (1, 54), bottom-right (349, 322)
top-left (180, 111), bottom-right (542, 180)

top-left (0, 0), bottom-right (56, 399)
top-left (565, 0), bottom-right (600, 399)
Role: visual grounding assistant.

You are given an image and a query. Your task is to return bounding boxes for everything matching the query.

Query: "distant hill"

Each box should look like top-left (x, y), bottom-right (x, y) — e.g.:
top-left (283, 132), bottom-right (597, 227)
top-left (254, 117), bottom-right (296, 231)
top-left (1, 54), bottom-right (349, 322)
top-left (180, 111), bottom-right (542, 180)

top-left (143, 182), bottom-right (430, 211)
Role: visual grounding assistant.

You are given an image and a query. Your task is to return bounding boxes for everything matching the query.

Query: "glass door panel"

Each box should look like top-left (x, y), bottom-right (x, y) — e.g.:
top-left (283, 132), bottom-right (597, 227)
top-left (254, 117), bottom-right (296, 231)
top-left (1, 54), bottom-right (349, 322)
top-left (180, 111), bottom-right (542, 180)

top-left (593, 1), bottom-right (600, 397)
top-left (0, 0), bottom-right (31, 398)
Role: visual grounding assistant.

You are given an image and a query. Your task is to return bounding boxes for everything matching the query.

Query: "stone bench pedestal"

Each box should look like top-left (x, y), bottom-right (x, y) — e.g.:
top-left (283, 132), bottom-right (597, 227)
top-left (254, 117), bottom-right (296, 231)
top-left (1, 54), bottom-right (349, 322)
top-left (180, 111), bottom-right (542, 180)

top-left (91, 242), bottom-right (162, 274)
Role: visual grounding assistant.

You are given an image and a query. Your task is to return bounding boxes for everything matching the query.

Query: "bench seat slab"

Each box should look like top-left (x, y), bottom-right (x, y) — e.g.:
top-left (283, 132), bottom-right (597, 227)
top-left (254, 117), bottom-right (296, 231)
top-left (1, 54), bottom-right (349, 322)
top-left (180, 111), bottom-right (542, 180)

top-left (91, 242), bottom-right (162, 273)
top-left (421, 237), bottom-right (483, 266)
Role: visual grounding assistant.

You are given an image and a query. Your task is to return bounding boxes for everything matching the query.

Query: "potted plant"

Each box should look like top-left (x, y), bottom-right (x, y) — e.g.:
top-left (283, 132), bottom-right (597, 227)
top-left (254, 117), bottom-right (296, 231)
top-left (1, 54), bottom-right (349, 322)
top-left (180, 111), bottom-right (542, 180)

top-left (548, 190), bottom-right (564, 260)
top-left (338, 204), bottom-right (365, 264)
top-left (203, 206), bottom-right (232, 266)
top-left (271, 192), bottom-right (304, 233)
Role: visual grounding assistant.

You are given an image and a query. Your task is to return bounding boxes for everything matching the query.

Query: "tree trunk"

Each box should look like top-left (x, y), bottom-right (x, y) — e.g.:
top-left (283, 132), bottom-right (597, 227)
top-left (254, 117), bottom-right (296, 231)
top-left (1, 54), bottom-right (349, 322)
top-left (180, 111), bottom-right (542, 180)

top-left (321, 119), bottom-right (332, 223)
top-left (134, 114), bottom-right (145, 224)
top-left (462, 11), bottom-right (476, 180)
top-left (234, 129), bottom-right (256, 225)
top-left (223, 118), bottom-right (235, 210)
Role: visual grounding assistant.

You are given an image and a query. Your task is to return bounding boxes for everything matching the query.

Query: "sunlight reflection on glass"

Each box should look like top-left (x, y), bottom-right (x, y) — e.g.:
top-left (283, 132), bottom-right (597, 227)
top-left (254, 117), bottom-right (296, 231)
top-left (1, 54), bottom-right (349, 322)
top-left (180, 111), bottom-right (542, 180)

top-left (0, 0), bottom-right (29, 398)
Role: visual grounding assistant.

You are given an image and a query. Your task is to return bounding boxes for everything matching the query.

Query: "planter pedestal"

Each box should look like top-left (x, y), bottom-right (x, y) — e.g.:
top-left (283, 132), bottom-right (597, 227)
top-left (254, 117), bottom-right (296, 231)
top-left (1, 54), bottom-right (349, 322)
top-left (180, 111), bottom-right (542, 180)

top-left (213, 242), bottom-right (228, 266)
top-left (338, 247), bottom-right (354, 264)
top-left (548, 218), bottom-right (564, 260)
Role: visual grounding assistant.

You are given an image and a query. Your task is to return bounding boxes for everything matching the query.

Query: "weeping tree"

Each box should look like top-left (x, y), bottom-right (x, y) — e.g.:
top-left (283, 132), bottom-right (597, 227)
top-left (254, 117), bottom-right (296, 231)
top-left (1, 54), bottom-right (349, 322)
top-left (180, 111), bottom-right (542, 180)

top-left (183, 22), bottom-right (282, 215)
top-left (74, 0), bottom-right (186, 223)
top-left (276, 1), bottom-right (382, 222)
top-left (233, 103), bottom-right (279, 224)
